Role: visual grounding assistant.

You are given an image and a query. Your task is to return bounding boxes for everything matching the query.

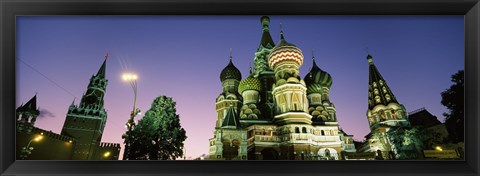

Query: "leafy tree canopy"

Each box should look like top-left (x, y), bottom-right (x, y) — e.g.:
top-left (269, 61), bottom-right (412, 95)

top-left (441, 70), bottom-right (464, 143)
top-left (128, 96), bottom-right (187, 160)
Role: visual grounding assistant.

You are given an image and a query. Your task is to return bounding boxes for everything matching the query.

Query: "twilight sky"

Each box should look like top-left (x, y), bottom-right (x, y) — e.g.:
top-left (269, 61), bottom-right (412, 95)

top-left (16, 16), bottom-right (464, 160)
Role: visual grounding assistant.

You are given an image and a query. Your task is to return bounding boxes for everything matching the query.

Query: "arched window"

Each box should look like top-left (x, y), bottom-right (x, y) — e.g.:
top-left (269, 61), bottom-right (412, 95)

top-left (325, 149), bottom-right (331, 158)
top-left (295, 127), bottom-right (300, 133)
top-left (321, 130), bottom-right (325, 136)
top-left (302, 127), bottom-right (307, 133)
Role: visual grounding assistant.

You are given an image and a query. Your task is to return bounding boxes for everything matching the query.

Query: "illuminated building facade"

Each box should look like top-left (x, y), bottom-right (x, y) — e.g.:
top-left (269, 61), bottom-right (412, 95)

top-left (209, 16), bottom-right (354, 160)
top-left (357, 54), bottom-right (421, 159)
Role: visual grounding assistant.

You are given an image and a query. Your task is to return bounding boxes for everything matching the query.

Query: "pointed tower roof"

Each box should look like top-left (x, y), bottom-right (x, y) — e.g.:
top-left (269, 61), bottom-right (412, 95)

top-left (16, 94), bottom-right (40, 115)
top-left (221, 104), bottom-right (241, 129)
top-left (367, 54), bottom-right (399, 109)
top-left (259, 16), bottom-right (275, 48)
top-left (96, 58), bottom-right (107, 78)
top-left (69, 98), bottom-right (76, 107)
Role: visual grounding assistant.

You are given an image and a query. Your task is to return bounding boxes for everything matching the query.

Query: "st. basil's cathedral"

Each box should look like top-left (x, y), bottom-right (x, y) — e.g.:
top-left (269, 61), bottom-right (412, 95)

top-left (208, 16), bottom-right (419, 160)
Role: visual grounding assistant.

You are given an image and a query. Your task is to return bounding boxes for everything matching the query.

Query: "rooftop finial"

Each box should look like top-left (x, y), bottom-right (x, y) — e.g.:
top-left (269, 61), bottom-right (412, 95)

top-left (280, 21), bottom-right (284, 39)
top-left (366, 47), bottom-right (374, 64)
top-left (229, 48), bottom-right (233, 61)
top-left (312, 48), bottom-right (315, 62)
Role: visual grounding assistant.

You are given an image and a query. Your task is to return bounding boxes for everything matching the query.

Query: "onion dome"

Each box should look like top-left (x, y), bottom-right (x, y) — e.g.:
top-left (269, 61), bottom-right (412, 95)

top-left (238, 69), bottom-right (262, 93)
top-left (268, 29), bottom-right (304, 69)
top-left (220, 52), bottom-right (242, 82)
top-left (304, 54), bottom-right (333, 93)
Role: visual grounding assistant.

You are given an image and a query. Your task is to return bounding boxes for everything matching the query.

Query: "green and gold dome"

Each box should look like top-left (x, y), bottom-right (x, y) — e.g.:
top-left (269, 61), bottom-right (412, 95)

top-left (238, 71), bottom-right (262, 93)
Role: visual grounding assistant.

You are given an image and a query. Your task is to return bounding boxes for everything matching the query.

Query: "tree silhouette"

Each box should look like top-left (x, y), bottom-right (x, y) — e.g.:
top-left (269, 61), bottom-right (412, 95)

top-left (128, 96), bottom-right (187, 160)
top-left (441, 70), bottom-right (464, 143)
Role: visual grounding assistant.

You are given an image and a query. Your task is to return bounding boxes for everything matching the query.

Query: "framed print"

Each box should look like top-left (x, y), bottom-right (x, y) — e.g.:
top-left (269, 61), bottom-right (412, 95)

top-left (1, 0), bottom-right (479, 176)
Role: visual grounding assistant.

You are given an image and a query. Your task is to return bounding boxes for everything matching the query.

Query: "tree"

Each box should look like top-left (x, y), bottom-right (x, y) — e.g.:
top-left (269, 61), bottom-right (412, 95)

top-left (387, 127), bottom-right (425, 159)
top-left (128, 96), bottom-right (187, 160)
top-left (441, 70), bottom-right (464, 143)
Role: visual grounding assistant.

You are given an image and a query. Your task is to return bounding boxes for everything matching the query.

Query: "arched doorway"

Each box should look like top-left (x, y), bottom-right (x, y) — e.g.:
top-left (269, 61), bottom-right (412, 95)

top-left (317, 148), bottom-right (338, 160)
top-left (261, 148), bottom-right (279, 160)
top-left (222, 140), bottom-right (239, 160)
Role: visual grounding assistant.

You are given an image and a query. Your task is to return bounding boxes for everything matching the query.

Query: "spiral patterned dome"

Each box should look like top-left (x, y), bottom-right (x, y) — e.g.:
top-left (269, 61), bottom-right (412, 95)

top-left (238, 73), bottom-right (262, 93)
top-left (304, 59), bottom-right (333, 92)
top-left (220, 59), bottom-right (242, 82)
top-left (268, 32), bottom-right (304, 69)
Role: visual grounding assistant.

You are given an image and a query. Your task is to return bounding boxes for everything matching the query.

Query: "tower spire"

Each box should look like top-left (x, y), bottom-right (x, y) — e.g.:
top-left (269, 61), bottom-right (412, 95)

top-left (229, 48), bottom-right (233, 62)
top-left (96, 58), bottom-right (107, 78)
top-left (366, 48), bottom-right (374, 64)
top-left (312, 48), bottom-right (315, 62)
top-left (280, 21), bottom-right (285, 40)
top-left (367, 54), bottom-right (398, 110)
top-left (259, 16), bottom-right (275, 48)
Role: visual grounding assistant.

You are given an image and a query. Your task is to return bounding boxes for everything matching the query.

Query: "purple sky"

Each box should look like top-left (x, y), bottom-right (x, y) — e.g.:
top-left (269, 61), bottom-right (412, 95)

top-left (16, 16), bottom-right (464, 160)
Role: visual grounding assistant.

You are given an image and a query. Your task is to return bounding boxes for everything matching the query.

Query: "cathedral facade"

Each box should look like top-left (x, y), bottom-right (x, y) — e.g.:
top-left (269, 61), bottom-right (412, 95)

top-left (208, 16), bottom-right (353, 160)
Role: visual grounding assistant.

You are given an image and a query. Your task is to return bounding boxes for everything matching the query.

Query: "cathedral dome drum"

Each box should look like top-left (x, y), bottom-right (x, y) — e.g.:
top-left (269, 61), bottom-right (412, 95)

top-left (220, 59), bottom-right (242, 82)
top-left (238, 74), bottom-right (262, 94)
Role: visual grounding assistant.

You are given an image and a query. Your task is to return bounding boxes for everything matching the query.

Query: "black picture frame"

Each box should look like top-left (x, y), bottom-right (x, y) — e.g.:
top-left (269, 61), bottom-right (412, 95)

top-left (1, 0), bottom-right (478, 176)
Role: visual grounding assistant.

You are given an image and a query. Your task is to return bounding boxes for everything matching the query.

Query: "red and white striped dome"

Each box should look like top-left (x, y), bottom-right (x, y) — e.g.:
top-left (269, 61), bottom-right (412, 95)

top-left (268, 33), bottom-right (304, 69)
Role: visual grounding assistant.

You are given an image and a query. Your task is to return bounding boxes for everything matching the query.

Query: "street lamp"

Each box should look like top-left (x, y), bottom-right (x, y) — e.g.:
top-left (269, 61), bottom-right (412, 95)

top-left (121, 73), bottom-right (141, 160)
top-left (20, 133), bottom-right (43, 159)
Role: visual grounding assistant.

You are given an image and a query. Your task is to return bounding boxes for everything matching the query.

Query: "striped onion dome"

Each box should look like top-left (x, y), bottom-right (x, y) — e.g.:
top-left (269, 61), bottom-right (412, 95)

top-left (268, 31), bottom-right (304, 69)
top-left (304, 56), bottom-right (333, 93)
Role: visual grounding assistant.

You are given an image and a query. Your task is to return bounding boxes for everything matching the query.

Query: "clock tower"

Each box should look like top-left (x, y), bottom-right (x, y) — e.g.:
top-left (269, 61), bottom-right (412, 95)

top-left (61, 57), bottom-right (108, 160)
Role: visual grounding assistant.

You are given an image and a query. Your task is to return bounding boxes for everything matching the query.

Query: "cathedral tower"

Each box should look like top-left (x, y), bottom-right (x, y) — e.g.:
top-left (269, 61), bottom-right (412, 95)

top-left (238, 68), bottom-right (262, 120)
top-left (210, 53), bottom-right (248, 160)
top-left (268, 29), bottom-right (311, 125)
top-left (359, 54), bottom-right (415, 159)
top-left (254, 16), bottom-right (276, 119)
top-left (215, 52), bottom-right (242, 128)
top-left (16, 94), bottom-right (40, 133)
top-left (366, 54), bottom-right (409, 130)
top-left (304, 52), bottom-right (337, 125)
top-left (61, 57), bottom-right (108, 160)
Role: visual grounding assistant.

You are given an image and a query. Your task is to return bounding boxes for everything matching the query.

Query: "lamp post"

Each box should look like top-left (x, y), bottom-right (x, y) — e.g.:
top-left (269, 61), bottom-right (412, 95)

top-left (121, 73), bottom-right (141, 160)
top-left (20, 133), bottom-right (43, 159)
